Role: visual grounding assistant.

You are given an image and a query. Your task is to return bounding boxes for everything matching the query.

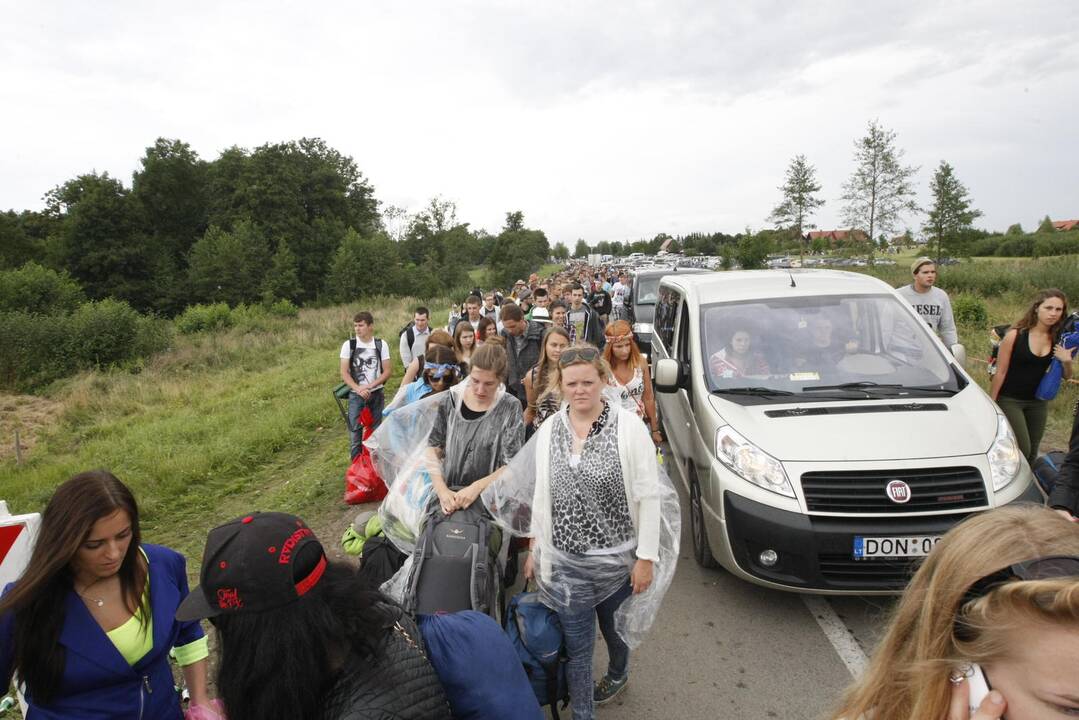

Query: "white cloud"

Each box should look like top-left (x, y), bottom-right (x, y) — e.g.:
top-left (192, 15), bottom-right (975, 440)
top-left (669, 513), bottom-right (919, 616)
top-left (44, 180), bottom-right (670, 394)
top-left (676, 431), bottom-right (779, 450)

top-left (1, 0), bottom-right (1076, 245)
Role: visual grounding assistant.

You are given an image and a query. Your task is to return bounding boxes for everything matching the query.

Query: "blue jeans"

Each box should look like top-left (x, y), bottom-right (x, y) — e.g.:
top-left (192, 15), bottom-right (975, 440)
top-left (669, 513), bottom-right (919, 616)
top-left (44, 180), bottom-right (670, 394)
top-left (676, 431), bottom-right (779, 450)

top-left (348, 389), bottom-right (384, 459)
top-left (556, 579), bottom-right (632, 720)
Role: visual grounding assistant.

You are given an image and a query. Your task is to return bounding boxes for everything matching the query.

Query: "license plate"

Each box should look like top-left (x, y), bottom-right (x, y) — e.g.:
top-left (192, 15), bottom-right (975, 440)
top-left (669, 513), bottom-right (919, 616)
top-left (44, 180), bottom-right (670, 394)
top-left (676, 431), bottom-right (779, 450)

top-left (853, 535), bottom-right (941, 560)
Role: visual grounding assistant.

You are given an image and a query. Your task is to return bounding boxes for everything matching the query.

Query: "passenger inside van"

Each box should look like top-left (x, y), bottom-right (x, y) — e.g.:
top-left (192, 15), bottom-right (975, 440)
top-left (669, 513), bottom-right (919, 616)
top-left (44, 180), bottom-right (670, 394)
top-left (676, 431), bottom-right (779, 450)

top-left (708, 323), bottom-right (770, 380)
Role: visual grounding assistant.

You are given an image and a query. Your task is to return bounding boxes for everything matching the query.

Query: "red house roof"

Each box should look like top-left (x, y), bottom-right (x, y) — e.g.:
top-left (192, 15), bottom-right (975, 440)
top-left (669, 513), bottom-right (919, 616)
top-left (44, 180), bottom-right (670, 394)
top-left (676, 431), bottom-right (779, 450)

top-left (804, 229), bottom-right (869, 244)
top-left (1052, 220), bottom-right (1079, 232)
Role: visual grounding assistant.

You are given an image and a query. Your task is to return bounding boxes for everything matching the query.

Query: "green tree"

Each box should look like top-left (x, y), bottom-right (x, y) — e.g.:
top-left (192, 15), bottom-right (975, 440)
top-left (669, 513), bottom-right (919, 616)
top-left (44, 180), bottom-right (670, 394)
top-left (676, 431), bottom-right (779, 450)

top-left (551, 242), bottom-right (570, 260)
top-left (324, 230), bottom-right (401, 302)
top-left (1005, 223), bottom-right (1025, 236)
top-left (504, 210), bottom-right (525, 232)
top-left (131, 138), bottom-right (209, 263)
top-left (841, 120), bottom-right (920, 261)
top-left (0, 212), bottom-right (38, 270)
top-left (922, 161), bottom-right (983, 263)
top-left (188, 221), bottom-right (270, 305)
top-left (1037, 215), bottom-right (1055, 234)
top-left (487, 213), bottom-right (549, 288)
top-left (735, 232), bottom-right (773, 269)
top-left (261, 239), bottom-right (302, 303)
top-left (48, 172), bottom-right (157, 309)
top-left (768, 154), bottom-right (825, 262)
top-left (573, 239), bottom-right (590, 258)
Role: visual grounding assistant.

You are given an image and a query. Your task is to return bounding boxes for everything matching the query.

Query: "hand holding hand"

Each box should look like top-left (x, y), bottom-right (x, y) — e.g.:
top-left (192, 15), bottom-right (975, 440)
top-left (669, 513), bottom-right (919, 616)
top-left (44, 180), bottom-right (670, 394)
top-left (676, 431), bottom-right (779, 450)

top-left (1054, 508), bottom-right (1078, 522)
top-left (185, 699), bottom-right (227, 720)
top-left (436, 486), bottom-right (457, 516)
top-left (454, 484), bottom-right (481, 510)
top-left (630, 559), bottom-right (654, 594)
top-left (522, 553), bottom-right (535, 582)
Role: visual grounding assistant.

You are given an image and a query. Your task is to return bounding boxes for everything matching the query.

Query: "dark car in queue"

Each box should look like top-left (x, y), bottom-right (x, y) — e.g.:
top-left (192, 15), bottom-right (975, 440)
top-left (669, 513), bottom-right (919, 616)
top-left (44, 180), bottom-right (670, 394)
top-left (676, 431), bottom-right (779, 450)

top-left (629, 266), bottom-right (710, 359)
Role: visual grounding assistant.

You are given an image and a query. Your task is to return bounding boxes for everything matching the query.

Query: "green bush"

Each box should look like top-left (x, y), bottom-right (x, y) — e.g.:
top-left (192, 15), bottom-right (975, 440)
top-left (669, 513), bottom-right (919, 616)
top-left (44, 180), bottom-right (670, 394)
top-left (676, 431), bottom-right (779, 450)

top-left (230, 303), bottom-right (269, 333)
top-left (0, 262), bottom-right (85, 314)
top-left (132, 314), bottom-right (173, 358)
top-left (0, 311), bottom-right (69, 388)
top-left (68, 299), bottom-right (142, 368)
top-left (267, 298), bottom-right (299, 318)
top-left (951, 293), bottom-right (988, 326)
top-left (175, 303), bottom-right (233, 334)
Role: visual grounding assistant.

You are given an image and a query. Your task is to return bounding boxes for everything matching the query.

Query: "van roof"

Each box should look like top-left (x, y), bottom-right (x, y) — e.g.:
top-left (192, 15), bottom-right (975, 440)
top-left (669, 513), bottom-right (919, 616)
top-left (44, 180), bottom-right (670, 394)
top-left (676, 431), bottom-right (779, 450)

top-left (660, 269), bottom-right (897, 304)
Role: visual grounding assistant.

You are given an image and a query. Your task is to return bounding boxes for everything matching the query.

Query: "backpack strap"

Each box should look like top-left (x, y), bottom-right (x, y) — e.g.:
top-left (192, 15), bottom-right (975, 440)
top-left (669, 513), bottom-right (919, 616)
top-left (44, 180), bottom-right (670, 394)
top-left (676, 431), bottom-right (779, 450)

top-left (374, 338), bottom-right (384, 379)
top-left (348, 338), bottom-right (358, 383)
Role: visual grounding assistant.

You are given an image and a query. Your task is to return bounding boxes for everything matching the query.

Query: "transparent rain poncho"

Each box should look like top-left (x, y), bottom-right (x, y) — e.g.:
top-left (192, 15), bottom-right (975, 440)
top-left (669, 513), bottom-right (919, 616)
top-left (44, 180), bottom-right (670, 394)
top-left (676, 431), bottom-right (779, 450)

top-left (482, 401), bottom-right (681, 648)
top-left (368, 381), bottom-right (524, 555)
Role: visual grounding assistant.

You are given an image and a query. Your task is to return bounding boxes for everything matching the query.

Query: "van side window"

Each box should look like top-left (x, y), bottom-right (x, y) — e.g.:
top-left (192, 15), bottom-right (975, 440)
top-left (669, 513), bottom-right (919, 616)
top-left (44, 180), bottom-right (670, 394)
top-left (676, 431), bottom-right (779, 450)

top-left (676, 302), bottom-right (691, 363)
top-left (656, 287), bottom-right (681, 351)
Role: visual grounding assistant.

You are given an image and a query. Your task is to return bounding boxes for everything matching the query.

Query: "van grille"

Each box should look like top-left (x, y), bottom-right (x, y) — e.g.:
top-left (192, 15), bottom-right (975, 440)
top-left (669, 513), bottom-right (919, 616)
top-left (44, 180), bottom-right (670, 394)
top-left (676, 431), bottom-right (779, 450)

top-left (801, 467), bottom-right (987, 514)
top-left (818, 554), bottom-right (921, 589)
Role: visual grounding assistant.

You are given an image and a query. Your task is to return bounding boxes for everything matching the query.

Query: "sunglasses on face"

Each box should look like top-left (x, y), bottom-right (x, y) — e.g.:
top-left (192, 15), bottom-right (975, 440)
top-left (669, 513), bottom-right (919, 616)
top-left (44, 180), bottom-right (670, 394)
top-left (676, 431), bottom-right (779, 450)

top-left (558, 347), bottom-right (601, 366)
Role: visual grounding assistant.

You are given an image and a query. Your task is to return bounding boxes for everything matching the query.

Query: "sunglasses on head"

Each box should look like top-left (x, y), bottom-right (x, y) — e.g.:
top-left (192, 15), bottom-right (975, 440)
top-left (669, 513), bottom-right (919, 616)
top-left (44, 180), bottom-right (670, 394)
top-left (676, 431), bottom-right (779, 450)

top-left (961, 555), bottom-right (1079, 606)
top-left (424, 362), bottom-right (458, 379)
top-left (558, 347), bottom-right (600, 366)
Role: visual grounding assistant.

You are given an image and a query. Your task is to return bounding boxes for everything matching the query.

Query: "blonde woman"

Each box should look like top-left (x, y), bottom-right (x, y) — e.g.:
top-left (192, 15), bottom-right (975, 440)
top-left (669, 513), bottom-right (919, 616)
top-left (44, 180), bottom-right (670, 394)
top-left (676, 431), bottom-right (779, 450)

top-left (602, 320), bottom-right (661, 446)
top-left (523, 325), bottom-right (571, 429)
top-left (830, 505), bottom-right (1079, 720)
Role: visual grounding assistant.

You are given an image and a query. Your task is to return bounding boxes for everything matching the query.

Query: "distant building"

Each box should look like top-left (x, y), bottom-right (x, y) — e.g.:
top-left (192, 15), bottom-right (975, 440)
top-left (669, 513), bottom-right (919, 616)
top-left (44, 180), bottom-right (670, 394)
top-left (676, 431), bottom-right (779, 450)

top-left (1052, 219), bottom-right (1079, 232)
top-left (803, 229), bottom-right (870, 247)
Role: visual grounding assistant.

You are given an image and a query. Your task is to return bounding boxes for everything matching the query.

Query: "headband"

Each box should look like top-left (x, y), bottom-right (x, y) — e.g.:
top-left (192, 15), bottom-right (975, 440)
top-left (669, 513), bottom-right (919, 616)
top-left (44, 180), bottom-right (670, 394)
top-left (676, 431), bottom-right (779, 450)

top-left (424, 362), bottom-right (459, 379)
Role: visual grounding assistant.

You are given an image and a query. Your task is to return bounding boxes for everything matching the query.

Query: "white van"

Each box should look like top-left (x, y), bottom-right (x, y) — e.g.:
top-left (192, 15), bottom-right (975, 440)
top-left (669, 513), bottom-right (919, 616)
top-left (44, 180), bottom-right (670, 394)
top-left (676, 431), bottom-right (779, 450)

top-left (652, 270), bottom-right (1039, 593)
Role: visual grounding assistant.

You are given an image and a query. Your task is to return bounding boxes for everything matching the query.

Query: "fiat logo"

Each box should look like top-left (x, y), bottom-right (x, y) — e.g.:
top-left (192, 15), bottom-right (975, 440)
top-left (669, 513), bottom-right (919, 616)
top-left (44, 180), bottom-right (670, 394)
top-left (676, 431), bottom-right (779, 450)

top-left (886, 480), bottom-right (911, 504)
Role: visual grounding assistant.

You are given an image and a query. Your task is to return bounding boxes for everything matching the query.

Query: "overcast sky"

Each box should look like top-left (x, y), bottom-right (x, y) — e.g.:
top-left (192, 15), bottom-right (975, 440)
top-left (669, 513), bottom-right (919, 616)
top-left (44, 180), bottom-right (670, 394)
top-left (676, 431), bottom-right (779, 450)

top-left (2, 1), bottom-right (1077, 246)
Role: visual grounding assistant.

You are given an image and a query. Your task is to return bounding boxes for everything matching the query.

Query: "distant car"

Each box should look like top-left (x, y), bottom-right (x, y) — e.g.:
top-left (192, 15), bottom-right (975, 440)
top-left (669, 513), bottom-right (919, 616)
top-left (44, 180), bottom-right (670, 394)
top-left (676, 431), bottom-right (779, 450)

top-left (628, 267), bottom-right (710, 358)
top-left (939, 257), bottom-right (961, 266)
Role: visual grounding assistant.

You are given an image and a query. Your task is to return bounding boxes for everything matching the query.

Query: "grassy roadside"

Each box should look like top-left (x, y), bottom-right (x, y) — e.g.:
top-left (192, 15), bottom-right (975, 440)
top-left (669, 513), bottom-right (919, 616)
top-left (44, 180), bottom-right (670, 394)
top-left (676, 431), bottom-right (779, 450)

top-left (0, 296), bottom-right (440, 561)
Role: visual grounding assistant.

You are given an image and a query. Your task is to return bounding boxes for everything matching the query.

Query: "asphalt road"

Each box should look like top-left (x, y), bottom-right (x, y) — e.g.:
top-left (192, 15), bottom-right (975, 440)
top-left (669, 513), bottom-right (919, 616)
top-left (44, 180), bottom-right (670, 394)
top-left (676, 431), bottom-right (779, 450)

top-left (585, 461), bottom-right (899, 720)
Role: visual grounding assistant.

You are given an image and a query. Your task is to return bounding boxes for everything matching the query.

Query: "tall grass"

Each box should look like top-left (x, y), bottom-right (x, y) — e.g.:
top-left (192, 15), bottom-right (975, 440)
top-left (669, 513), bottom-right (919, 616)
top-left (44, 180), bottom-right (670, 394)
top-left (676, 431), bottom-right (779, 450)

top-left (0, 295), bottom-right (447, 560)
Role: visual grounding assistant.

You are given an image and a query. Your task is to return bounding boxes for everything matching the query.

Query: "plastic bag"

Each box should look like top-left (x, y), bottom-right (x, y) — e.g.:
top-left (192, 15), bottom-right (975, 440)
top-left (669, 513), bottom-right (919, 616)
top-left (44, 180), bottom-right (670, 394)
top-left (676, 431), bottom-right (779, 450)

top-left (185, 699), bottom-right (226, 720)
top-left (344, 448), bottom-right (387, 505)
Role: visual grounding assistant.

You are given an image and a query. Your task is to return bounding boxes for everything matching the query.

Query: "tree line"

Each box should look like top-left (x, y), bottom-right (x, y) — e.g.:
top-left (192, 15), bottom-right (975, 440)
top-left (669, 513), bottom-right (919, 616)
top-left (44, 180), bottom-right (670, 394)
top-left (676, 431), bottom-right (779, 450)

top-left (0, 137), bottom-right (551, 317)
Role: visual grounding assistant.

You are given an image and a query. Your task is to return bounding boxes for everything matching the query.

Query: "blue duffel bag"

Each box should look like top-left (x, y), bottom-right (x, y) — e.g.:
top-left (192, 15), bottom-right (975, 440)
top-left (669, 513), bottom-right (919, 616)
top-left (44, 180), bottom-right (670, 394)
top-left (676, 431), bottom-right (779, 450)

top-left (504, 592), bottom-right (570, 719)
top-left (418, 610), bottom-right (542, 720)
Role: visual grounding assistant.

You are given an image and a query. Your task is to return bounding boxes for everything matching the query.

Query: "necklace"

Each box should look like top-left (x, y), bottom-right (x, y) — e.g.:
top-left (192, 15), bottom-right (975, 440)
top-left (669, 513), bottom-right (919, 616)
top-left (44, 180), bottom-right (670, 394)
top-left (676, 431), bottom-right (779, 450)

top-left (74, 579), bottom-right (109, 608)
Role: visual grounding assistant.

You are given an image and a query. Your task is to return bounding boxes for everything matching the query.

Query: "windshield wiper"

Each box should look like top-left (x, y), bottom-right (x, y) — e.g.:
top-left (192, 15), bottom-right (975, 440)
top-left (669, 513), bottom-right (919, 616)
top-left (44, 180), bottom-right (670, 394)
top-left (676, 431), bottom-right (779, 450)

top-left (803, 382), bottom-right (903, 392)
top-left (714, 387), bottom-right (795, 397)
top-left (803, 382), bottom-right (957, 396)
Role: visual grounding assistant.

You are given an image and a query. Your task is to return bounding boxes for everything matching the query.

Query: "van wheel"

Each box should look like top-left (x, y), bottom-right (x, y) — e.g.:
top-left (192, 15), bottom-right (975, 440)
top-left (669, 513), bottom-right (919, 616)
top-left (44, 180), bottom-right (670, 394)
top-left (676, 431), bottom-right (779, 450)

top-left (689, 474), bottom-right (718, 569)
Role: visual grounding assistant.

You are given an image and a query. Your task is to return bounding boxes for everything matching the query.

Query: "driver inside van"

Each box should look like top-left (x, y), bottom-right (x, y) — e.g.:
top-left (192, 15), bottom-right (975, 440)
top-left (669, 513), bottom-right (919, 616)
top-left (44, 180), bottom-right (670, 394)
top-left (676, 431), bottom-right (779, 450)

top-left (709, 324), bottom-right (770, 380)
top-left (794, 315), bottom-right (859, 371)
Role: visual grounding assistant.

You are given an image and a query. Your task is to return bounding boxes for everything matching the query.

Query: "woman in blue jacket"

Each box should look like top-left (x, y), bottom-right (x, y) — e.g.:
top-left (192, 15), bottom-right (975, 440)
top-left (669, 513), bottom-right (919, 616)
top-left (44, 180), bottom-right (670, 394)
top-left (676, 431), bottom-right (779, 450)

top-left (0, 470), bottom-right (214, 719)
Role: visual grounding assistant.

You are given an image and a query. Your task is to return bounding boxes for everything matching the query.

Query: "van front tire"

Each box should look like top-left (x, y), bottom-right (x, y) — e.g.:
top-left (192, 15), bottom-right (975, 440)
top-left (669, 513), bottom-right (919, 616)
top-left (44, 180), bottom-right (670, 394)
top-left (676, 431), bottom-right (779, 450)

top-left (689, 473), bottom-right (718, 569)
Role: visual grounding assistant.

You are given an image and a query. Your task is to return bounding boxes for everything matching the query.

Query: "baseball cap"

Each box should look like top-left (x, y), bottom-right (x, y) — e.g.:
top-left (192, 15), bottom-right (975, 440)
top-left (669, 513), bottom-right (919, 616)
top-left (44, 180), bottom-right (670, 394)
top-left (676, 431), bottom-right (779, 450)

top-left (911, 257), bottom-right (936, 274)
top-left (176, 512), bottom-right (327, 621)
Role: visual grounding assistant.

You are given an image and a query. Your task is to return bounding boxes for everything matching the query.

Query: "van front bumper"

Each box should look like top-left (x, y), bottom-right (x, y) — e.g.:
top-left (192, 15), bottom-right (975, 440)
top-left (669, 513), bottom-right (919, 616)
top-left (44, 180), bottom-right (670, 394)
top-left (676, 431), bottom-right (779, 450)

top-left (722, 482), bottom-right (1043, 592)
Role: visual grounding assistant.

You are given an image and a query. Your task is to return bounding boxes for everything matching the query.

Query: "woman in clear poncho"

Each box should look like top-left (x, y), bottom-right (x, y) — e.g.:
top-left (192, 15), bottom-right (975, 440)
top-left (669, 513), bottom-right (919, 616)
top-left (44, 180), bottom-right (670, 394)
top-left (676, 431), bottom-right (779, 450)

top-left (369, 343), bottom-right (525, 556)
top-left (482, 344), bottom-right (681, 720)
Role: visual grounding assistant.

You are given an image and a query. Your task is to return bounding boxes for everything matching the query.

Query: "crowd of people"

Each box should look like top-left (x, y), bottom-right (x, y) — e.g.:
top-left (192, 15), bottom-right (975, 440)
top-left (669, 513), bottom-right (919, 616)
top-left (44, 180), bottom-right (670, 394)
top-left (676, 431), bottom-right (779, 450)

top-left (2, 260), bottom-right (1077, 720)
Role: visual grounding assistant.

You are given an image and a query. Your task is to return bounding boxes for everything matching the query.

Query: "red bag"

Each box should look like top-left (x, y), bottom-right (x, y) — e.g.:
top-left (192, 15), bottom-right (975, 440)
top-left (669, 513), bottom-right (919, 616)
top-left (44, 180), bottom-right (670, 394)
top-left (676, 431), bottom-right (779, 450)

top-left (344, 447), bottom-right (387, 504)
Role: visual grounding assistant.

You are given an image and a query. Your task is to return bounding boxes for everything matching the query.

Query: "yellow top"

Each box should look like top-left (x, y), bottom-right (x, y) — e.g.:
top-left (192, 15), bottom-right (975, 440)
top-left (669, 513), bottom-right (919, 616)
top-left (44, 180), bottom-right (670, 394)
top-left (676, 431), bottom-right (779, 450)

top-left (103, 556), bottom-right (209, 667)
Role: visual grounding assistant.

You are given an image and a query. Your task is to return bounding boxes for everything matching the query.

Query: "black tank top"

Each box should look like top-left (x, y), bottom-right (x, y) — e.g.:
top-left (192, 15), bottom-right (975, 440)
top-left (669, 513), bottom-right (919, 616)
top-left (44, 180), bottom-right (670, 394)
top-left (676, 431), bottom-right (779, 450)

top-left (999, 329), bottom-right (1053, 400)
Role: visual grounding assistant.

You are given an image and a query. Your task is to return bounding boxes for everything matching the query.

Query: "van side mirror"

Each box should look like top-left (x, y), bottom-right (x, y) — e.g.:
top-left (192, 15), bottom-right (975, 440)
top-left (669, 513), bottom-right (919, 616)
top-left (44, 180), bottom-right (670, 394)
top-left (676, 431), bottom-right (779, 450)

top-left (950, 343), bottom-right (967, 367)
top-left (654, 358), bottom-right (682, 393)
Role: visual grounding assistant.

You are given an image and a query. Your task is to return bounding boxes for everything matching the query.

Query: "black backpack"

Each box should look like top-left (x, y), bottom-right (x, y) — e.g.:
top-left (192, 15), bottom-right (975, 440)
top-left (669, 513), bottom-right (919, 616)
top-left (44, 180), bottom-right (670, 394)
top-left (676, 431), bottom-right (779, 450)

top-left (348, 337), bottom-right (384, 383)
top-left (402, 495), bottom-right (502, 620)
top-left (398, 322), bottom-right (416, 350)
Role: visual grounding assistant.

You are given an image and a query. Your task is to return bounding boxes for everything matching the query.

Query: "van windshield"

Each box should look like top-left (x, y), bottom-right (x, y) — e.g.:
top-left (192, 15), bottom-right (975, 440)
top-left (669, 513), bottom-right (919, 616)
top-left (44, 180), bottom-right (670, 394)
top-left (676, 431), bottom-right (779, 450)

top-left (701, 294), bottom-right (960, 398)
top-left (635, 277), bottom-right (661, 304)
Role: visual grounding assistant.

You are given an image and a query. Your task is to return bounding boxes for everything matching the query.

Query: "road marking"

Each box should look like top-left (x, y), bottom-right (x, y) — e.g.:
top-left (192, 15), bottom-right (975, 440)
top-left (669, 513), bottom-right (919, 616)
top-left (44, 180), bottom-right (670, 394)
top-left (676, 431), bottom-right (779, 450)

top-left (802, 596), bottom-right (869, 678)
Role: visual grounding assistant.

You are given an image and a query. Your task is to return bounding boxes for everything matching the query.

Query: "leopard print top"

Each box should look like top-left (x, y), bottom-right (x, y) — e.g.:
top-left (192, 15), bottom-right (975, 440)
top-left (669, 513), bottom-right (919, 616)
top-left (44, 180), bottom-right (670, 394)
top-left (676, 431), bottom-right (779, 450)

top-left (548, 403), bottom-right (635, 554)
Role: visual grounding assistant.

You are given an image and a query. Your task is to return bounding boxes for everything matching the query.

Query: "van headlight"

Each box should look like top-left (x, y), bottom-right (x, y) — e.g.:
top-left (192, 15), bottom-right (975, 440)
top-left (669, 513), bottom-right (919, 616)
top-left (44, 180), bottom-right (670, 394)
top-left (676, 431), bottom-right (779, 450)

top-left (987, 413), bottom-right (1021, 491)
top-left (633, 322), bottom-right (653, 335)
top-left (715, 426), bottom-right (795, 498)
